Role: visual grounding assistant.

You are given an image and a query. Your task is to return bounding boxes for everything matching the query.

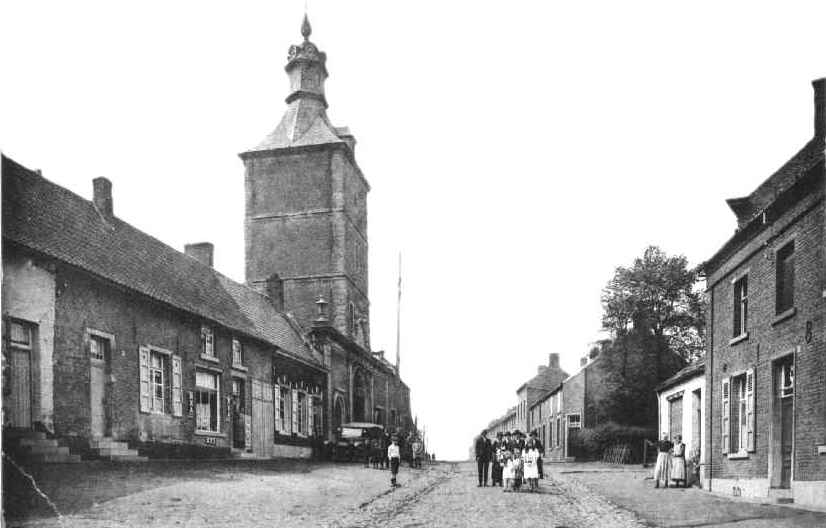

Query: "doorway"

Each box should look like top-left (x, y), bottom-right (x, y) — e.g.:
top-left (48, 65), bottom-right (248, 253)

top-left (231, 378), bottom-right (246, 449)
top-left (772, 356), bottom-right (794, 489)
top-left (89, 334), bottom-right (111, 437)
top-left (669, 395), bottom-right (683, 440)
top-left (5, 320), bottom-right (36, 429)
top-left (691, 389), bottom-right (701, 457)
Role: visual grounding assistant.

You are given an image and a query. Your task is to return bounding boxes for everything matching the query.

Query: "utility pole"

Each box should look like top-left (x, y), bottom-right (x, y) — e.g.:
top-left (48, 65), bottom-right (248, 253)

top-left (395, 252), bottom-right (401, 378)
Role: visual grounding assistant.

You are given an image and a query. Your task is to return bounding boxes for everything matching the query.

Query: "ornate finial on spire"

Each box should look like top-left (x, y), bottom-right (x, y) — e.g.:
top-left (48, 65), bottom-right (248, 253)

top-left (301, 13), bottom-right (312, 40)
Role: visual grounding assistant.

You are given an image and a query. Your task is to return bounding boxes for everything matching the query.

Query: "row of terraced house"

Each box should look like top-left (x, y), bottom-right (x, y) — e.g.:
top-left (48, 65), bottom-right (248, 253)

top-left (1, 17), bottom-right (414, 462)
top-left (486, 78), bottom-right (826, 508)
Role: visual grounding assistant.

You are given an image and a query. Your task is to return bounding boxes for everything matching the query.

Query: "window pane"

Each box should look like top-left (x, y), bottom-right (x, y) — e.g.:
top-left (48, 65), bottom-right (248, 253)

top-left (10, 321), bottom-right (31, 346)
top-left (196, 371), bottom-right (217, 389)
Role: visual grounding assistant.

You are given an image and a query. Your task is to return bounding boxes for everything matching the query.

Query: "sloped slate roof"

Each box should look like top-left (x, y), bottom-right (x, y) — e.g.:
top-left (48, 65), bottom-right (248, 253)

top-left (656, 361), bottom-right (705, 392)
top-left (245, 100), bottom-right (344, 154)
top-left (726, 137), bottom-right (825, 224)
top-left (2, 155), bottom-right (322, 368)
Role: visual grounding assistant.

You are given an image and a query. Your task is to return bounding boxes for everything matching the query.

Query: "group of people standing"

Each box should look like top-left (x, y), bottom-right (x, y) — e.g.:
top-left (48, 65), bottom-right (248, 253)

top-left (474, 429), bottom-right (544, 493)
top-left (653, 433), bottom-right (688, 488)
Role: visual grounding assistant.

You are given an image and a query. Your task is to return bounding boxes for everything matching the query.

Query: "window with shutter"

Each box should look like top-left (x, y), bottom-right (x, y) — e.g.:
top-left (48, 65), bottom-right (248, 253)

top-left (745, 369), bottom-right (755, 452)
top-left (292, 389), bottom-right (299, 434)
top-left (172, 356), bottom-right (183, 417)
top-left (139, 347), bottom-right (150, 413)
top-left (721, 378), bottom-right (730, 454)
top-left (274, 385), bottom-right (282, 433)
top-left (307, 395), bottom-right (314, 436)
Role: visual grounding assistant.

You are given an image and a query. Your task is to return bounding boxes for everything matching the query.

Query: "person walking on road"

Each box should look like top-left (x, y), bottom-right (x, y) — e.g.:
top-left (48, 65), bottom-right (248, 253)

top-left (653, 433), bottom-right (673, 488)
top-left (474, 430), bottom-right (491, 486)
top-left (388, 435), bottom-right (401, 487)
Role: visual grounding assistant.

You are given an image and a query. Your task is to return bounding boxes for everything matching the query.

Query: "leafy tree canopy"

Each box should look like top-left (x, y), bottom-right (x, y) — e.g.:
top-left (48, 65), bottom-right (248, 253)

top-left (601, 245), bottom-right (706, 362)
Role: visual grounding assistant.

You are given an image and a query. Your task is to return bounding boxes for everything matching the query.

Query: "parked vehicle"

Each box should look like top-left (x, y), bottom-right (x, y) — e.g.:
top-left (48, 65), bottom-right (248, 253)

top-left (333, 422), bottom-right (385, 462)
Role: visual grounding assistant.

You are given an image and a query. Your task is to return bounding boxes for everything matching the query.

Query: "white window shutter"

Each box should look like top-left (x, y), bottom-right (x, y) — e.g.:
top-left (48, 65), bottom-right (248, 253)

top-left (745, 368), bottom-right (755, 452)
top-left (274, 386), bottom-right (281, 433)
top-left (292, 389), bottom-right (299, 434)
top-left (171, 355), bottom-right (183, 417)
top-left (139, 347), bottom-right (150, 413)
top-left (721, 377), bottom-right (730, 454)
top-left (307, 395), bottom-right (314, 436)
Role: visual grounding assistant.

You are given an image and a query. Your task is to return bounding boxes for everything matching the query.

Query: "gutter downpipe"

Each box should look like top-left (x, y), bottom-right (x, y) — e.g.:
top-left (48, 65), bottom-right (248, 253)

top-left (706, 286), bottom-right (714, 493)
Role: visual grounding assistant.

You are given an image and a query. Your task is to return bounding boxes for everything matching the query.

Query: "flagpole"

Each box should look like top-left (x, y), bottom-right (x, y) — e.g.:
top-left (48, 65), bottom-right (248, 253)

top-left (395, 252), bottom-right (402, 377)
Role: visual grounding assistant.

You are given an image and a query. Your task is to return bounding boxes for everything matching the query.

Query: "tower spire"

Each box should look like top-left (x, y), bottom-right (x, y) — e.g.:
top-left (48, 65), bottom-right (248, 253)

top-left (301, 13), bottom-right (312, 40)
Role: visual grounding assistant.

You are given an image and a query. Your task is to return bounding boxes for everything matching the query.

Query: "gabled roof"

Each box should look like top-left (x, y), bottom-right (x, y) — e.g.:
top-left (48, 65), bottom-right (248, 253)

top-left (2, 155), bottom-right (322, 368)
top-left (517, 365), bottom-right (569, 394)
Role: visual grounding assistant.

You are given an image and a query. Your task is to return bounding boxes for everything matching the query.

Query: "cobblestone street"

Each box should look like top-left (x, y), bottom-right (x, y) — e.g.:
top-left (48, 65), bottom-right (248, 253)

top-left (5, 460), bottom-right (826, 527)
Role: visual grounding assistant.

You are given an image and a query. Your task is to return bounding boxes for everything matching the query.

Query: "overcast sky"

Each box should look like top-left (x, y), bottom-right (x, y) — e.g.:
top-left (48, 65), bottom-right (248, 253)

top-left (2, 1), bottom-right (824, 460)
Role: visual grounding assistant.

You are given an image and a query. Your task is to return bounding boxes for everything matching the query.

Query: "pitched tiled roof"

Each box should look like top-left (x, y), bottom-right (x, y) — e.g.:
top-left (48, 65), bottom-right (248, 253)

top-left (656, 361), bottom-right (705, 392)
top-left (2, 155), bottom-right (322, 368)
top-left (726, 138), bottom-right (825, 225)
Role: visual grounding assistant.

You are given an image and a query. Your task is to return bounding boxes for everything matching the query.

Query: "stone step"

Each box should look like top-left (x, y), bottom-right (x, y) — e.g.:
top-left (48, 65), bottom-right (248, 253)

top-left (96, 447), bottom-right (140, 457)
top-left (21, 453), bottom-right (83, 464)
top-left (89, 437), bottom-right (129, 449)
top-left (101, 454), bottom-right (148, 463)
top-left (18, 438), bottom-right (60, 448)
top-left (4, 430), bottom-right (46, 441)
top-left (23, 445), bottom-right (70, 456)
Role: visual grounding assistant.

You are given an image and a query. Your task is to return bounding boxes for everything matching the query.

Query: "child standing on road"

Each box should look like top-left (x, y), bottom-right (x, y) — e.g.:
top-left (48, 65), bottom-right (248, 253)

top-left (502, 451), bottom-right (514, 492)
top-left (511, 448), bottom-right (523, 492)
top-left (388, 435), bottom-right (401, 487)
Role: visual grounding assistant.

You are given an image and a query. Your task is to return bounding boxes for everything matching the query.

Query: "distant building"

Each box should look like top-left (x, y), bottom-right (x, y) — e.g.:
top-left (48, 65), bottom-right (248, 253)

top-left (514, 354), bottom-right (567, 433)
top-left (702, 78), bottom-right (825, 507)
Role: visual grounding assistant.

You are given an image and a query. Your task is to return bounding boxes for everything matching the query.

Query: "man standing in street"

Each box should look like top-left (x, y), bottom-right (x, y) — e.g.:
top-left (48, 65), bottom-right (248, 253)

top-left (388, 435), bottom-right (401, 487)
top-left (474, 430), bottom-right (491, 487)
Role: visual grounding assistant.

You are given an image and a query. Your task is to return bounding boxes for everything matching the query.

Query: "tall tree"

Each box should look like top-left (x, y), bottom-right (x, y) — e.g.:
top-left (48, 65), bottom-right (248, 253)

top-left (601, 246), bottom-right (706, 363)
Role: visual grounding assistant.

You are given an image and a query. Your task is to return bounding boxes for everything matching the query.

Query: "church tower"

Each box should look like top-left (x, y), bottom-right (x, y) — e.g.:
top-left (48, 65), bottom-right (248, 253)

top-left (240, 16), bottom-right (370, 348)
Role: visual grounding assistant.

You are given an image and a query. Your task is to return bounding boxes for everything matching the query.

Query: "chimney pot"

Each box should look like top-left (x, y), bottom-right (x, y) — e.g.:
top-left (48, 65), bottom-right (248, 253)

top-left (548, 353), bottom-right (560, 370)
top-left (184, 242), bottom-right (214, 267)
top-left (93, 177), bottom-right (113, 216)
top-left (814, 77), bottom-right (825, 139)
top-left (538, 365), bottom-right (548, 375)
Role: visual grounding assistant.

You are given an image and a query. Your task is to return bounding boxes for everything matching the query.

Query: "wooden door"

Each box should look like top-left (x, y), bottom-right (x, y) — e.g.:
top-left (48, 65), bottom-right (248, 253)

top-left (669, 396), bottom-right (683, 440)
top-left (90, 361), bottom-right (106, 436)
top-left (251, 379), bottom-right (274, 457)
top-left (9, 348), bottom-right (32, 428)
top-left (780, 396), bottom-right (793, 487)
top-left (691, 390), bottom-right (702, 455)
top-left (231, 379), bottom-right (246, 449)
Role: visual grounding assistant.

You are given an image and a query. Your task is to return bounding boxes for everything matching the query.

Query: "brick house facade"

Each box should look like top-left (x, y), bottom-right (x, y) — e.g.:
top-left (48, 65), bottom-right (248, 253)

top-left (702, 78), bottom-right (825, 507)
top-left (2, 156), bottom-right (327, 458)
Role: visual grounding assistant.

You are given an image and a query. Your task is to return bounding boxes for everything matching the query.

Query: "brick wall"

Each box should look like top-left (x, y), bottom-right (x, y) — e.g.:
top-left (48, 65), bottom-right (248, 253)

top-left (51, 266), bottom-right (325, 455)
top-left (706, 172), bottom-right (824, 485)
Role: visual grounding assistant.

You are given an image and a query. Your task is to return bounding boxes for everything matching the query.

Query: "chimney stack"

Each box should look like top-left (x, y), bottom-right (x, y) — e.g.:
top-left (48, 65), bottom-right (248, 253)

top-left (537, 365), bottom-right (548, 375)
top-left (548, 353), bottom-right (560, 370)
top-left (92, 177), bottom-right (113, 216)
top-left (814, 78), bottom-right (825, 140)
top-left (184, 242), bottom-right (214, 267)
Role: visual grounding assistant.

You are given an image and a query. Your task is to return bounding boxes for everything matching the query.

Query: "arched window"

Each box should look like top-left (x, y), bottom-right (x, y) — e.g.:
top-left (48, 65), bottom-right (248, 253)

top-left (347, 302), bottom-right (356, 335)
